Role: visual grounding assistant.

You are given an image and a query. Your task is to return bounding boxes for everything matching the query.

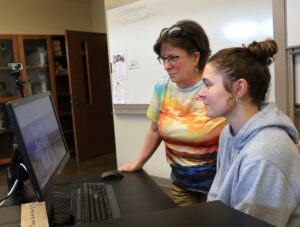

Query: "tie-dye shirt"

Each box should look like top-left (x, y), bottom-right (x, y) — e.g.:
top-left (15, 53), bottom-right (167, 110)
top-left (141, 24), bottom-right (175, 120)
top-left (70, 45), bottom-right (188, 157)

top-left (147, 76), bottom-right (227, 193)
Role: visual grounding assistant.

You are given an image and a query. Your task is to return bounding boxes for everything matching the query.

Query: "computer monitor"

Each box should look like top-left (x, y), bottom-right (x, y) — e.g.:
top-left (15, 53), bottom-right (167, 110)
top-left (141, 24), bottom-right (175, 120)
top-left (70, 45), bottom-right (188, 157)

top-left (5, 92), bottom-right (70, 202)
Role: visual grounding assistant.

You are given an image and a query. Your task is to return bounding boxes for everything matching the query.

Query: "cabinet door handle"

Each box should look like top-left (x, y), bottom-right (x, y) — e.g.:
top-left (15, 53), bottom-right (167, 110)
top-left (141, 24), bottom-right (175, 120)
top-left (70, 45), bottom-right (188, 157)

top-left (71, 96), bottom-right (80, 106)
top-left (75, 96), bottom-right (80, 106)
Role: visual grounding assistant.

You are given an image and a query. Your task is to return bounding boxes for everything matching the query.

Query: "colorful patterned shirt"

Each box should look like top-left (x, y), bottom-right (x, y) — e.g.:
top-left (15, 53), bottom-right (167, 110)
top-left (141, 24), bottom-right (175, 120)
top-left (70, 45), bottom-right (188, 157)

top-left (147, 76), bottom-right (227, 193)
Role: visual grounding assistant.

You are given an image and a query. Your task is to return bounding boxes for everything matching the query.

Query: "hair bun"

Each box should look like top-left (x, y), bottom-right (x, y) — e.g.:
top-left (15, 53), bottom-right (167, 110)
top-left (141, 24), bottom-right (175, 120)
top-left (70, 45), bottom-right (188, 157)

top-left (247, 39), bottom-right (278, 65)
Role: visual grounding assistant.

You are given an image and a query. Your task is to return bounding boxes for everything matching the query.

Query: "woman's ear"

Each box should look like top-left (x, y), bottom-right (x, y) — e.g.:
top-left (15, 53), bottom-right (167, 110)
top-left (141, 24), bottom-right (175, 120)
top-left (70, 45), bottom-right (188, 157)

top-left (234, 78), bottom-right (248, 98)
top-left (193, 51), bottom-right (201, 66)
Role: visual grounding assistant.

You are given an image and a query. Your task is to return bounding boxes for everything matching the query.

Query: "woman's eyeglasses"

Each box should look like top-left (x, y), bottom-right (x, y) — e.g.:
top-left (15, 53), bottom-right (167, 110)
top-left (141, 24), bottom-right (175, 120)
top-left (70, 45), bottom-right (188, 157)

top-left (157, 55), bottom-right (180, 65)
top-left (159, 25), bottom-right (201, 52)
top-left (159, 26), bottom-right (182, 37)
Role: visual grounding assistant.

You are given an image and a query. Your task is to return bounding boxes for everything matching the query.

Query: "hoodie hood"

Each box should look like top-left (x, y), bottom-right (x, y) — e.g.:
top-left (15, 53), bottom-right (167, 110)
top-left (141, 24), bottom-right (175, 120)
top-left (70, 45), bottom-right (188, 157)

top-left (231, 102), bottom-right (299, 150)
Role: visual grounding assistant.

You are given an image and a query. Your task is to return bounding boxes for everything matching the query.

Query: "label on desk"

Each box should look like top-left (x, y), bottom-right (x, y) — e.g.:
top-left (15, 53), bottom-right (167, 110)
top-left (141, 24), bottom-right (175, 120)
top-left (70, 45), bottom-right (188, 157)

top-left (21, 201), bottom-right (49, 227)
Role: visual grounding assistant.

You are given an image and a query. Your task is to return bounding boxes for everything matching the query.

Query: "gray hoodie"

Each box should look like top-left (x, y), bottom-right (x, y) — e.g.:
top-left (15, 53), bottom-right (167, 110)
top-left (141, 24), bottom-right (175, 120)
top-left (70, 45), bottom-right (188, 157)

top-left (207, 103), bottom-right (300, 227)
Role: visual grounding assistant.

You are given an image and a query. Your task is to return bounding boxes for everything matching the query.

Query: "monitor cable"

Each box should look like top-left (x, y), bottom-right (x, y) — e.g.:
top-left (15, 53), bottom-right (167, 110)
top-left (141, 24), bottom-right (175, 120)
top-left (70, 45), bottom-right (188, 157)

top-left (0, 163), bottom-right (27, 207)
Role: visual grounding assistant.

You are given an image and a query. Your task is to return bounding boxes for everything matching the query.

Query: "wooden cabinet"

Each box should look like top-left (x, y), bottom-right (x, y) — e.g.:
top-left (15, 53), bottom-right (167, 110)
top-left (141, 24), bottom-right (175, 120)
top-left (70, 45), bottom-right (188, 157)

top-left (0, 35), bottom-right (57, 164)
top-left (50, 32), bottom-right (116, 162)
top-left (51, 35), bottom-right (75, 153)
top-left (0, 32), bottom-right (115, 164)
top-left (0, 35), bottom-right (21, 164)
top-left (0, 35), bottom-right (21, 99)
top-left (18, 35), bottom-right (56, 101)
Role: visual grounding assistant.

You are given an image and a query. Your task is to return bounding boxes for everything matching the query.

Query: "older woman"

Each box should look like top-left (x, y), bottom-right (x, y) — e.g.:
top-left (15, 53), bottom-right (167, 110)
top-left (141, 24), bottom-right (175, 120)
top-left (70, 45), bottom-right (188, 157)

top-left (119, 20), bottom-right (226, 206)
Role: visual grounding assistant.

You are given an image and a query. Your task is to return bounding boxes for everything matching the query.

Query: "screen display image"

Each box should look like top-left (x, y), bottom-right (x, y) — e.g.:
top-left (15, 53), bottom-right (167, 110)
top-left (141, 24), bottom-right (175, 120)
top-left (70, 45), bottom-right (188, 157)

top-left (14, 97), bottom-right (66, 189)
top-left (5, 92), bottom-right (70, 202)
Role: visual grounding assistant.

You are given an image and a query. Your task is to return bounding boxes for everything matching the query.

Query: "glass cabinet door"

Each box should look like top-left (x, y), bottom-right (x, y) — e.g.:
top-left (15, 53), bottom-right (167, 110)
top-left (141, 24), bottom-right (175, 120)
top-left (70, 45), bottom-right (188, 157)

top-left (0, 35), bottom-right (20, 165)
top-left (21, 37), bottom-right (52, 96)
top-left (0, 36), bottom-right (20, 98)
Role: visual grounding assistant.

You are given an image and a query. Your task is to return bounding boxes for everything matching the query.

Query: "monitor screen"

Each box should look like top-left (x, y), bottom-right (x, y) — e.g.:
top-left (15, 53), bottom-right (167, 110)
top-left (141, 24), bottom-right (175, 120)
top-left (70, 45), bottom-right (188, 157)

top-left (5, 92), bottom-right (70, 201)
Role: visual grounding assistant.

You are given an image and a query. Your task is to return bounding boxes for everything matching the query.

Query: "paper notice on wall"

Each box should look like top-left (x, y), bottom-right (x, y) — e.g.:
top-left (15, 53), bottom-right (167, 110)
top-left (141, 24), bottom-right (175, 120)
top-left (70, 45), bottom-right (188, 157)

top-left (113, 81), bottom-right (126, 104)
top-left (128, 59), bottom-right (140, 70)
top-left (112, 51), bottom-right (127, 80)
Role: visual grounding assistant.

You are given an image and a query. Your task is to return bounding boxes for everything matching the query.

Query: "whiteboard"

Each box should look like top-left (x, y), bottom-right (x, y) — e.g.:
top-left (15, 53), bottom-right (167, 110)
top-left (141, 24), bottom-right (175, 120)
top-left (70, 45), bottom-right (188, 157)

top-left (106, 0), bottom-right (273, 105)
top-left (286, 0), bottom-right (300, 47)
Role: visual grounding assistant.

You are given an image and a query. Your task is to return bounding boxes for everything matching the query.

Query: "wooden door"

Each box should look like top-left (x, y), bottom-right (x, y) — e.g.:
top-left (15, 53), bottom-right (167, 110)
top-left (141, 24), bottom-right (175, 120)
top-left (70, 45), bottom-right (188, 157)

top-left (65, 31), bottom-right (115, 162)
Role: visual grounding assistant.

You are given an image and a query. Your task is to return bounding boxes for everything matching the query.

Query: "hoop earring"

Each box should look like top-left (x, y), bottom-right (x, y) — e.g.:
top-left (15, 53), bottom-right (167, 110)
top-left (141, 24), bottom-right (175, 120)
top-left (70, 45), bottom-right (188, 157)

top-left (235, 97), bottom-right (240, 103)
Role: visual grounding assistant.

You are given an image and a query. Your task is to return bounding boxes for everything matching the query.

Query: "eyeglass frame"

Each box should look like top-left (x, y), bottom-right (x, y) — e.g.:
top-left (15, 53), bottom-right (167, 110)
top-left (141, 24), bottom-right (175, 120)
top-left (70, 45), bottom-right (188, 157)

top-left (157, 55), bottom-right (181, 65)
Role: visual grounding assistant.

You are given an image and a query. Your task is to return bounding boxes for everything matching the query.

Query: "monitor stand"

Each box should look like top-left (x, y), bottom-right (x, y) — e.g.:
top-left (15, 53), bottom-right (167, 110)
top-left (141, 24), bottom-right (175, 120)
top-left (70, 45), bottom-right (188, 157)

top-left (4, 145), bottom-right (32, 206)
top-left (7, 146), bottom-right (28, 192)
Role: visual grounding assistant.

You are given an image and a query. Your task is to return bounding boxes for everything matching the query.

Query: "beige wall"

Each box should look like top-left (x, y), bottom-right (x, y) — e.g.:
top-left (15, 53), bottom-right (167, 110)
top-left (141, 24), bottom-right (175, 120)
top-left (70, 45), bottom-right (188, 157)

top-left (105, 0), bottom-right (138, 10)
top-left (0, 0), bottom-right (106, 34)
top-left (91, 0), bottom-right (106, 33)
top-left (113, 114), bottom-right (170, 178)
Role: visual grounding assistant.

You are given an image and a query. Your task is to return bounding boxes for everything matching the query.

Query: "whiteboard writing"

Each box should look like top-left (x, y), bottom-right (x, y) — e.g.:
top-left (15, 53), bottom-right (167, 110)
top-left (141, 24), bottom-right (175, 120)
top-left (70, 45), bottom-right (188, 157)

top-left (120, 4), bottom-right (157, 26)
top-left (107, 0), bottom-right (273, 105)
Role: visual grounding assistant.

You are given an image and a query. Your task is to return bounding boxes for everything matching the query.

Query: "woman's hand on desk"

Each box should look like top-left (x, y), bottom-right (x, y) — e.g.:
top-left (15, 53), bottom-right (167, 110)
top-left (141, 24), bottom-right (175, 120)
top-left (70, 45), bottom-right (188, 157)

top-left (118, 122), bottom-right (161, 173)
top-left (118, 161), bottom-right (143, 172)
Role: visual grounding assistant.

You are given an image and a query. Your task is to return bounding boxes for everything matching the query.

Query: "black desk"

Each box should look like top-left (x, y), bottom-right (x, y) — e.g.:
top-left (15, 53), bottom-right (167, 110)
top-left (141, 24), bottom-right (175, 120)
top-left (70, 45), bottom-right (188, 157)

top-left (84, 201), bottom-right (274, 227)
top-left (0, 170), bottom-right (274, 227)
top-left (52, 170), bottom-right (176, 218)
top-left (0, 170), bottom-right (175, 226)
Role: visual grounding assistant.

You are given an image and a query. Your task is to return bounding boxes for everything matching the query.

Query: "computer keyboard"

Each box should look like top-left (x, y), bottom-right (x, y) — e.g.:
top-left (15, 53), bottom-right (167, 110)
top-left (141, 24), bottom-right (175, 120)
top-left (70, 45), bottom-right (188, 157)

top-left (70, 182), bottom-right (121, 225)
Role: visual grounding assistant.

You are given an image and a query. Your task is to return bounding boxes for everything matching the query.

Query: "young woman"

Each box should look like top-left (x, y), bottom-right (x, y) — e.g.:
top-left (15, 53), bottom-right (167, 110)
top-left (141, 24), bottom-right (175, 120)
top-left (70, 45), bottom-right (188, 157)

top-left (118, 20), bottom-right (226, 206)
top-left (200, 39), bottom-right (300, 226)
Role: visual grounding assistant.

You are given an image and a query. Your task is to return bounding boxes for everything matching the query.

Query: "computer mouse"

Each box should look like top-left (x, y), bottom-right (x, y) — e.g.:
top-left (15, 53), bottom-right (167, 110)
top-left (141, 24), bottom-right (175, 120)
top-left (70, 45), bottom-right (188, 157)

top-left (100, 170), bottom-right (124, 180)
